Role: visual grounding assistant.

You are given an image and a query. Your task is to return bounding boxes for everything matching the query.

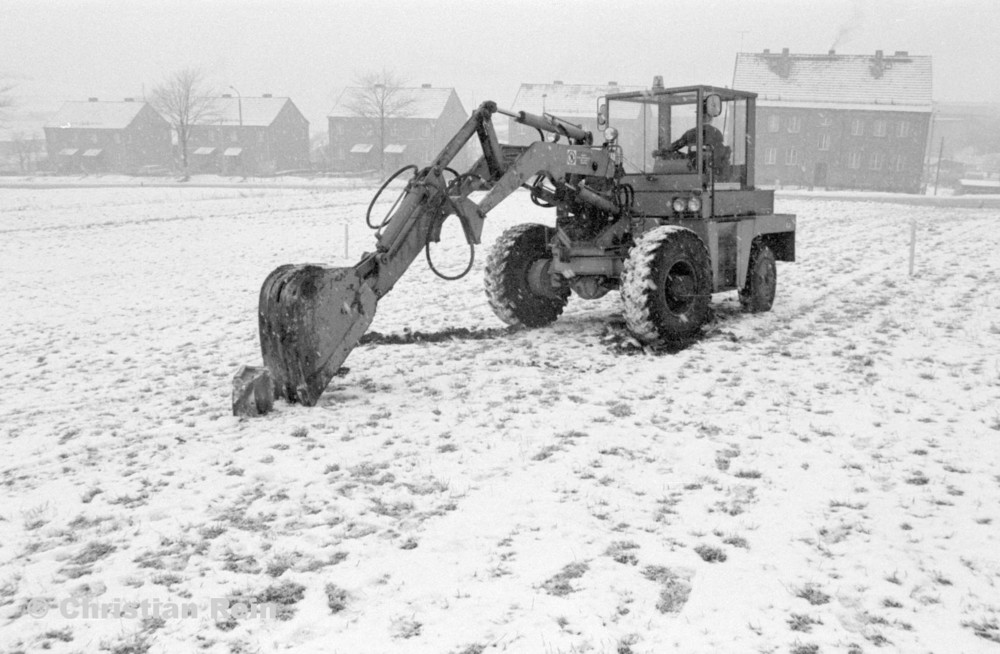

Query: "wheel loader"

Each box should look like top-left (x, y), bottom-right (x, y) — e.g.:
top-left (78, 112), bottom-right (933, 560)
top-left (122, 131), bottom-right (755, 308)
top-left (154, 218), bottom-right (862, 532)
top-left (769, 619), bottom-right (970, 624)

top-left (233, 81), bottom-right (796, 415)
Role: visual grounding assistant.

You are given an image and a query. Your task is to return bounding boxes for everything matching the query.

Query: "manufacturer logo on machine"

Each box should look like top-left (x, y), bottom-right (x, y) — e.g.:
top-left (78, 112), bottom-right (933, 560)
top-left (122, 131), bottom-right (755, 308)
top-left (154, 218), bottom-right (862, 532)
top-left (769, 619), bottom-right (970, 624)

top-left (567, 149), bottom-right (592, 168)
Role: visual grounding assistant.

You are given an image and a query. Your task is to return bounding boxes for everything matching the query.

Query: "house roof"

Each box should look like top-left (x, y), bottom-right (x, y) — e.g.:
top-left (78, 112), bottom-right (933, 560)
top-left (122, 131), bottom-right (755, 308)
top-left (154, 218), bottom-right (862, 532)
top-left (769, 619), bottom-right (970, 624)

top-left (511, 82), bottom-right (645, 118)
top-left (204, 96), bottom-right (299, 127)
top-left (327, 86), bottom-right (459, 120)
top-left (45, 101), bottom-right (149, 129)
top-left (733, 51), bottom-right (932, 109)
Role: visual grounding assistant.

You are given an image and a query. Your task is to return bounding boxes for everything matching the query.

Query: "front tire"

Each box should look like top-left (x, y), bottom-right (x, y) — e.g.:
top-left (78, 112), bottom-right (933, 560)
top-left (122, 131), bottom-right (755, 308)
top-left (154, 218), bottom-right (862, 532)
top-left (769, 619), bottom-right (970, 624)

top-left (739, 242), bottom-right (776, 313)
top-left (621, 226), bottom-right (712, 343)
top-left (484, 223), bottom-right (569, 328)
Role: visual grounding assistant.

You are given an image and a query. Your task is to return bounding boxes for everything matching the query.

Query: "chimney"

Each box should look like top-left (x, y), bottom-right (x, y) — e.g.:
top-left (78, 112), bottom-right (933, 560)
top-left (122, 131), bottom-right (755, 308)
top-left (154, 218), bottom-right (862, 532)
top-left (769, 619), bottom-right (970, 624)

top-left (88, 97), bottom-right (98, 102)
top-left (262, 93), bottom-right (272, 97)
top-left (652, 75), bottom-right (664, 89)
top-left (124, 97), bottom-right (134, 102)
top-left (763, 48), bottom-right (770, 54)
top-left (871, 50), bottom-right (886, 78)
top-left (553, 80), bottom-right (563, 85)
top-left (894, 50), bottom-right (908, 56)
top-left (421, 83), bottom-right (431, 88)
top-left (828, 49), bottom-right (836, 55)
top-left (608, 81), bottom-right (618, 86)
top-left (222, 93), bottom-right (232, 98)
top-left (782, 47), bottom-right (789, 55)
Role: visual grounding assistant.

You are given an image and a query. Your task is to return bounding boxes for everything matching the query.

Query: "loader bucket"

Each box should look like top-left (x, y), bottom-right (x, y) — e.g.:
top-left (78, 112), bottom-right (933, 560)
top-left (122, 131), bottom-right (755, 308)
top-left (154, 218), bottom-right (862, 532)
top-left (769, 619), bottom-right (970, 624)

top-left (257, 264), bottom-right (377, 407)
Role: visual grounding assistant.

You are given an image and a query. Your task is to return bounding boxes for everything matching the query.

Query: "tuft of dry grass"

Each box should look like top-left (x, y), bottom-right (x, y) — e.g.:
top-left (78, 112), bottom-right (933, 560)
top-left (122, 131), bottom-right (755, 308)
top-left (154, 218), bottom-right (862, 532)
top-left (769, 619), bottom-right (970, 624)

top-left (542, 562), bottom-right (589, 596)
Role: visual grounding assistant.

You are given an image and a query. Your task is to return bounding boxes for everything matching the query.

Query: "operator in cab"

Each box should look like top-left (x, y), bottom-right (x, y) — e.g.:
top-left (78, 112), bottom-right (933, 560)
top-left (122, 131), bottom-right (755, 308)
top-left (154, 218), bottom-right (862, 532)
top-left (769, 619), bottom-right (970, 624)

top-left (667, 113), bottom-right (725, 154)
top-left (655, 111), bottom-right (730, 179)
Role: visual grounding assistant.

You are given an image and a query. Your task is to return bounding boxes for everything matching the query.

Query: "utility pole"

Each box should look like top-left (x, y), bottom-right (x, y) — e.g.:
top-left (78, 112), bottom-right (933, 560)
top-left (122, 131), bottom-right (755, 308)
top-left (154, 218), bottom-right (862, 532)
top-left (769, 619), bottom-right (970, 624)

top-left (229, 85), bottom-right (243, 127)
top-left (933, 136), bottom-right (944, 196)
top-left (375, 83), bottom-right (385, 176)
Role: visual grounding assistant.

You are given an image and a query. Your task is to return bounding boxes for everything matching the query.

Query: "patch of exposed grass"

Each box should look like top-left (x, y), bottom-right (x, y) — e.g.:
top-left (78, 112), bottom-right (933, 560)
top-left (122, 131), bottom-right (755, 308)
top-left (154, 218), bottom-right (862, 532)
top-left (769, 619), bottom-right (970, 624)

top-left (72, 540), bottom-right (116, 565)
top-left (694, 544), bottom-right (727, 563)
top-left (325, 583), bottom-right (349, 614)
top-left (605, 541), bottom-right (640, 566)
top-left (794, 583), bottom-right (831, 606)
top-left (643, 565), bottom-right (692, 613)
top-left (787, 613), bottom-right (823, 632)
top-left (963, 617), bottom-right (1000, 643)
top-left (542, 562), bottom-right (589, 596)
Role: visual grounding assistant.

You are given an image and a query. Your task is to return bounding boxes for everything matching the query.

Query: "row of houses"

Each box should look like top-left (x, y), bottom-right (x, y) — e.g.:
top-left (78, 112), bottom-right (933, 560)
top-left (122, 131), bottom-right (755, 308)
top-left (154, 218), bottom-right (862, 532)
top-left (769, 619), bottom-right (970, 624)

top-left (44, 94), bottom-right (310, 175)
top-left (6, 51), bottom-right (996, 191)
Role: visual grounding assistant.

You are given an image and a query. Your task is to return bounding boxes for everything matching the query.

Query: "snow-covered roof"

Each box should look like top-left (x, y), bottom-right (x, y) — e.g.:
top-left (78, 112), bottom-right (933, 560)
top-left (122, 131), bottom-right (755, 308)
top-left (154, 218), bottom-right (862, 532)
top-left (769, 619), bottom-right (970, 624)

top-left (204, 96), bottom-right (298, 127)
top-left (328, 87), bottom-right (458, 120)
top-left (734, 51), bottom-right (932, 108)
top-left (511, 82), bottom-right (645, 118)
top-left (45, 100), bottom-right (148, 129)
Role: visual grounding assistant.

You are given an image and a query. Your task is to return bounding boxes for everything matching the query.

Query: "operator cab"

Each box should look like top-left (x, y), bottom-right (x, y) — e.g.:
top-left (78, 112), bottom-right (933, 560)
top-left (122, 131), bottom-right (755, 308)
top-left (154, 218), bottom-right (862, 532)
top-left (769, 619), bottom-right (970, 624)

top-left (598, 84), bottom-right (755, 193)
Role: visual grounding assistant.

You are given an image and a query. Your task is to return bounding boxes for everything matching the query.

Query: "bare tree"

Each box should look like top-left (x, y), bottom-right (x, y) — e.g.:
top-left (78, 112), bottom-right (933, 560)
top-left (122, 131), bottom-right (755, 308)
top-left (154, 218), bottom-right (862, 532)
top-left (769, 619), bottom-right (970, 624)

top-left (345, 70), bottom-right (415, 175)
top-left (9, 131), bottom-right (41, 173)
top-left (148, 68), bottom-right (217, 175)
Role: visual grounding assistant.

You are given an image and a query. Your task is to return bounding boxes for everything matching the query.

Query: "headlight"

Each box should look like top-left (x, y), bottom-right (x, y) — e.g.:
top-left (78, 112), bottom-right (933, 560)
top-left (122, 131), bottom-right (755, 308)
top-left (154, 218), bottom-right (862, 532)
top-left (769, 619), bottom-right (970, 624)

top-left (603, 127), bottom-right (619, 143)
top-left (671, 198), bottom-right (687, 213)
top-left (686, 196), bottom-right (702, 212)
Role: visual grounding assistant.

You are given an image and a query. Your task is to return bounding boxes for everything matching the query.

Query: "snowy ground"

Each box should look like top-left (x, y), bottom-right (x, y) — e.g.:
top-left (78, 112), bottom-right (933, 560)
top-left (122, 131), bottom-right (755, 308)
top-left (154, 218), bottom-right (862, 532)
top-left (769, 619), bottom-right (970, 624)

top-left (1, 184), bottom-right (999, 654)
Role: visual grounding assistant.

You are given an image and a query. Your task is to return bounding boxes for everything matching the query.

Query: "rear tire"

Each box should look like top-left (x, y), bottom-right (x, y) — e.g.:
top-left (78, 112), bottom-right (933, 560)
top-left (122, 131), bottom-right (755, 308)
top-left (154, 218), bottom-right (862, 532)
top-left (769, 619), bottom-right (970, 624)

top-left (484, 223), bottom-right (569, 328)
top-left (621, 226), bottom-right (712, 343)
top-left (739, 242), bottom-right (776, 313)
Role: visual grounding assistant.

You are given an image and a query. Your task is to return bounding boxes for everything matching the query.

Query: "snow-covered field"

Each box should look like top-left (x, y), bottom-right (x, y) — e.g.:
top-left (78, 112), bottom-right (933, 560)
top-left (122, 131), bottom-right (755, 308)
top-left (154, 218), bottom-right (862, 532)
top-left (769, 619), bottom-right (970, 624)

top-left (1, 184), bottom-right (998, 654)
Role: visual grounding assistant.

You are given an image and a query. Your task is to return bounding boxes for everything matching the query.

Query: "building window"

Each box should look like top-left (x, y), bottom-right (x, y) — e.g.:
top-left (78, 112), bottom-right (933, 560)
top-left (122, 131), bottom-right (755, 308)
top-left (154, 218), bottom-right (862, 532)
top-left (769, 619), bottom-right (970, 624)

top-left (231, 130), bottom-right (239, 143)
top-left (896, 121), bottom-right (911, 138)
top-left (335, 123), bottom-right (344, 136)
top-left (768, 114), bottom-right (780, 133)
top-left (787, 115), bottom-right (801, 133)
top-left (873, 120), bottom-right (887, 137)
top-left (764, 147), bottom-right (777, 165)
top-left (785, 148), bottom-right (800, 165)
top-left (422, 124), bottom-right (431, 138)
top-left (847, 151), bottom-right (862, 169)
top-left (818, 133), bottom-right (831, 151)
top-left (819, 113), bottom-right (833, 127)
top-left (869, 152), bottom-right (884, 169)
top-left (895, 155), bottom-right (905, 171)
top-left (851, 118), bottom-right (864, 136)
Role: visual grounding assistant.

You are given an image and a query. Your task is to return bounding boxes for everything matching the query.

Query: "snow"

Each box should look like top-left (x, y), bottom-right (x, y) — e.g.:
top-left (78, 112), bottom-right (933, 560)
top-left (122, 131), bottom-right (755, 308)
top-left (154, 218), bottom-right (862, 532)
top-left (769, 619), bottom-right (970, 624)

top-left (1, 182), bottom-right (999, 653)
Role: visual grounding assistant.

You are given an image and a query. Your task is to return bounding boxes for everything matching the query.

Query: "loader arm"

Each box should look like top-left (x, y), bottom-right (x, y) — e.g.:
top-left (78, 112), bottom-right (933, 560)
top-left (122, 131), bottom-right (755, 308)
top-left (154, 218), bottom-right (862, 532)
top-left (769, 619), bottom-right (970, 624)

top-left (251, 102), bottom-right (615, 410)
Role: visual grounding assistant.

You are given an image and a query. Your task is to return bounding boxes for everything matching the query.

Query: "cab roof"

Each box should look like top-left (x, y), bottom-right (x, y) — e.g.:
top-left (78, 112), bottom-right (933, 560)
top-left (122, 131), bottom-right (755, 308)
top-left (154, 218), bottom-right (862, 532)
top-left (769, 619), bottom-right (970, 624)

top-left (606, 85), bottom-right (757, 105)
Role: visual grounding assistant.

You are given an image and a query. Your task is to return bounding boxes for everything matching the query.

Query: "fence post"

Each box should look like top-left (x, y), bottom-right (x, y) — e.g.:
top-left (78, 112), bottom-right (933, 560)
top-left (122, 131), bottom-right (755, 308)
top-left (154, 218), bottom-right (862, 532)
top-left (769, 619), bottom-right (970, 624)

top-left (908, 219), bottom-right (916, 276)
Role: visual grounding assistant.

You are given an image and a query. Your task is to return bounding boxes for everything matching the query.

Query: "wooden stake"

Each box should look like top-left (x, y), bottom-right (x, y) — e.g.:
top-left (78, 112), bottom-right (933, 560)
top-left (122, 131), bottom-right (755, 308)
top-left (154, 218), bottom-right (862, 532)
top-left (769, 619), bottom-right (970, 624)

top-left (909, 219), bottom-right (916, 276)
top-left (344, 223), bottom-right (349, 259)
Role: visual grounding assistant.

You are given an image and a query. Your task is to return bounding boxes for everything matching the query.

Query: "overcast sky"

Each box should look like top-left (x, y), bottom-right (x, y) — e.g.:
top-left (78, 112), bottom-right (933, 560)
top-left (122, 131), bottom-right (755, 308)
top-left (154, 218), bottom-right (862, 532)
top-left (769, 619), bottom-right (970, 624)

top-left (3, 0), bottom-right (999, 133)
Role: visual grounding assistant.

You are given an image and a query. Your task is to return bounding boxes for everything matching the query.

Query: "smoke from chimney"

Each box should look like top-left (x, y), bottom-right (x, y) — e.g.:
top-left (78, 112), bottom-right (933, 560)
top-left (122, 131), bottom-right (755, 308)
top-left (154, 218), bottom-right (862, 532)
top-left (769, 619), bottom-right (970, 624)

top-left (829, 0), bottom-right (865, 51)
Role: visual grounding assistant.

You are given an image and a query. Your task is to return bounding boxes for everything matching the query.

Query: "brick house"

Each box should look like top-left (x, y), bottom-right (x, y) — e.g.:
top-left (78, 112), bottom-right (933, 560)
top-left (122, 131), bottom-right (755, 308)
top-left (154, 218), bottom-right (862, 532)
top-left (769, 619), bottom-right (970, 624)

top-left (327, 85), bottom-right (468, 173)
top-left (44, 98), bottom-right (172, 174)
top-left (186, 95), bottom-right (309, 175)
top-left (734, 49), bottom-right (932, 193)
top-left (508, 81), bottom-right (645, 149)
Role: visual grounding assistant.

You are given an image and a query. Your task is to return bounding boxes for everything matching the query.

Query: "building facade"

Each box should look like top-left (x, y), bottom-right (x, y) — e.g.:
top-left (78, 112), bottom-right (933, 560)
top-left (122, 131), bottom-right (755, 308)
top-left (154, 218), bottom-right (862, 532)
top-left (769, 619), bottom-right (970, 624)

top-left (44, 99), bottom-right (172, 174)
top-left (734, 49), bottom-right (932, 193)
top-left (186, 95), bottom-right (309, 176)
top-left (327, 85), bottom-right (468, 173)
